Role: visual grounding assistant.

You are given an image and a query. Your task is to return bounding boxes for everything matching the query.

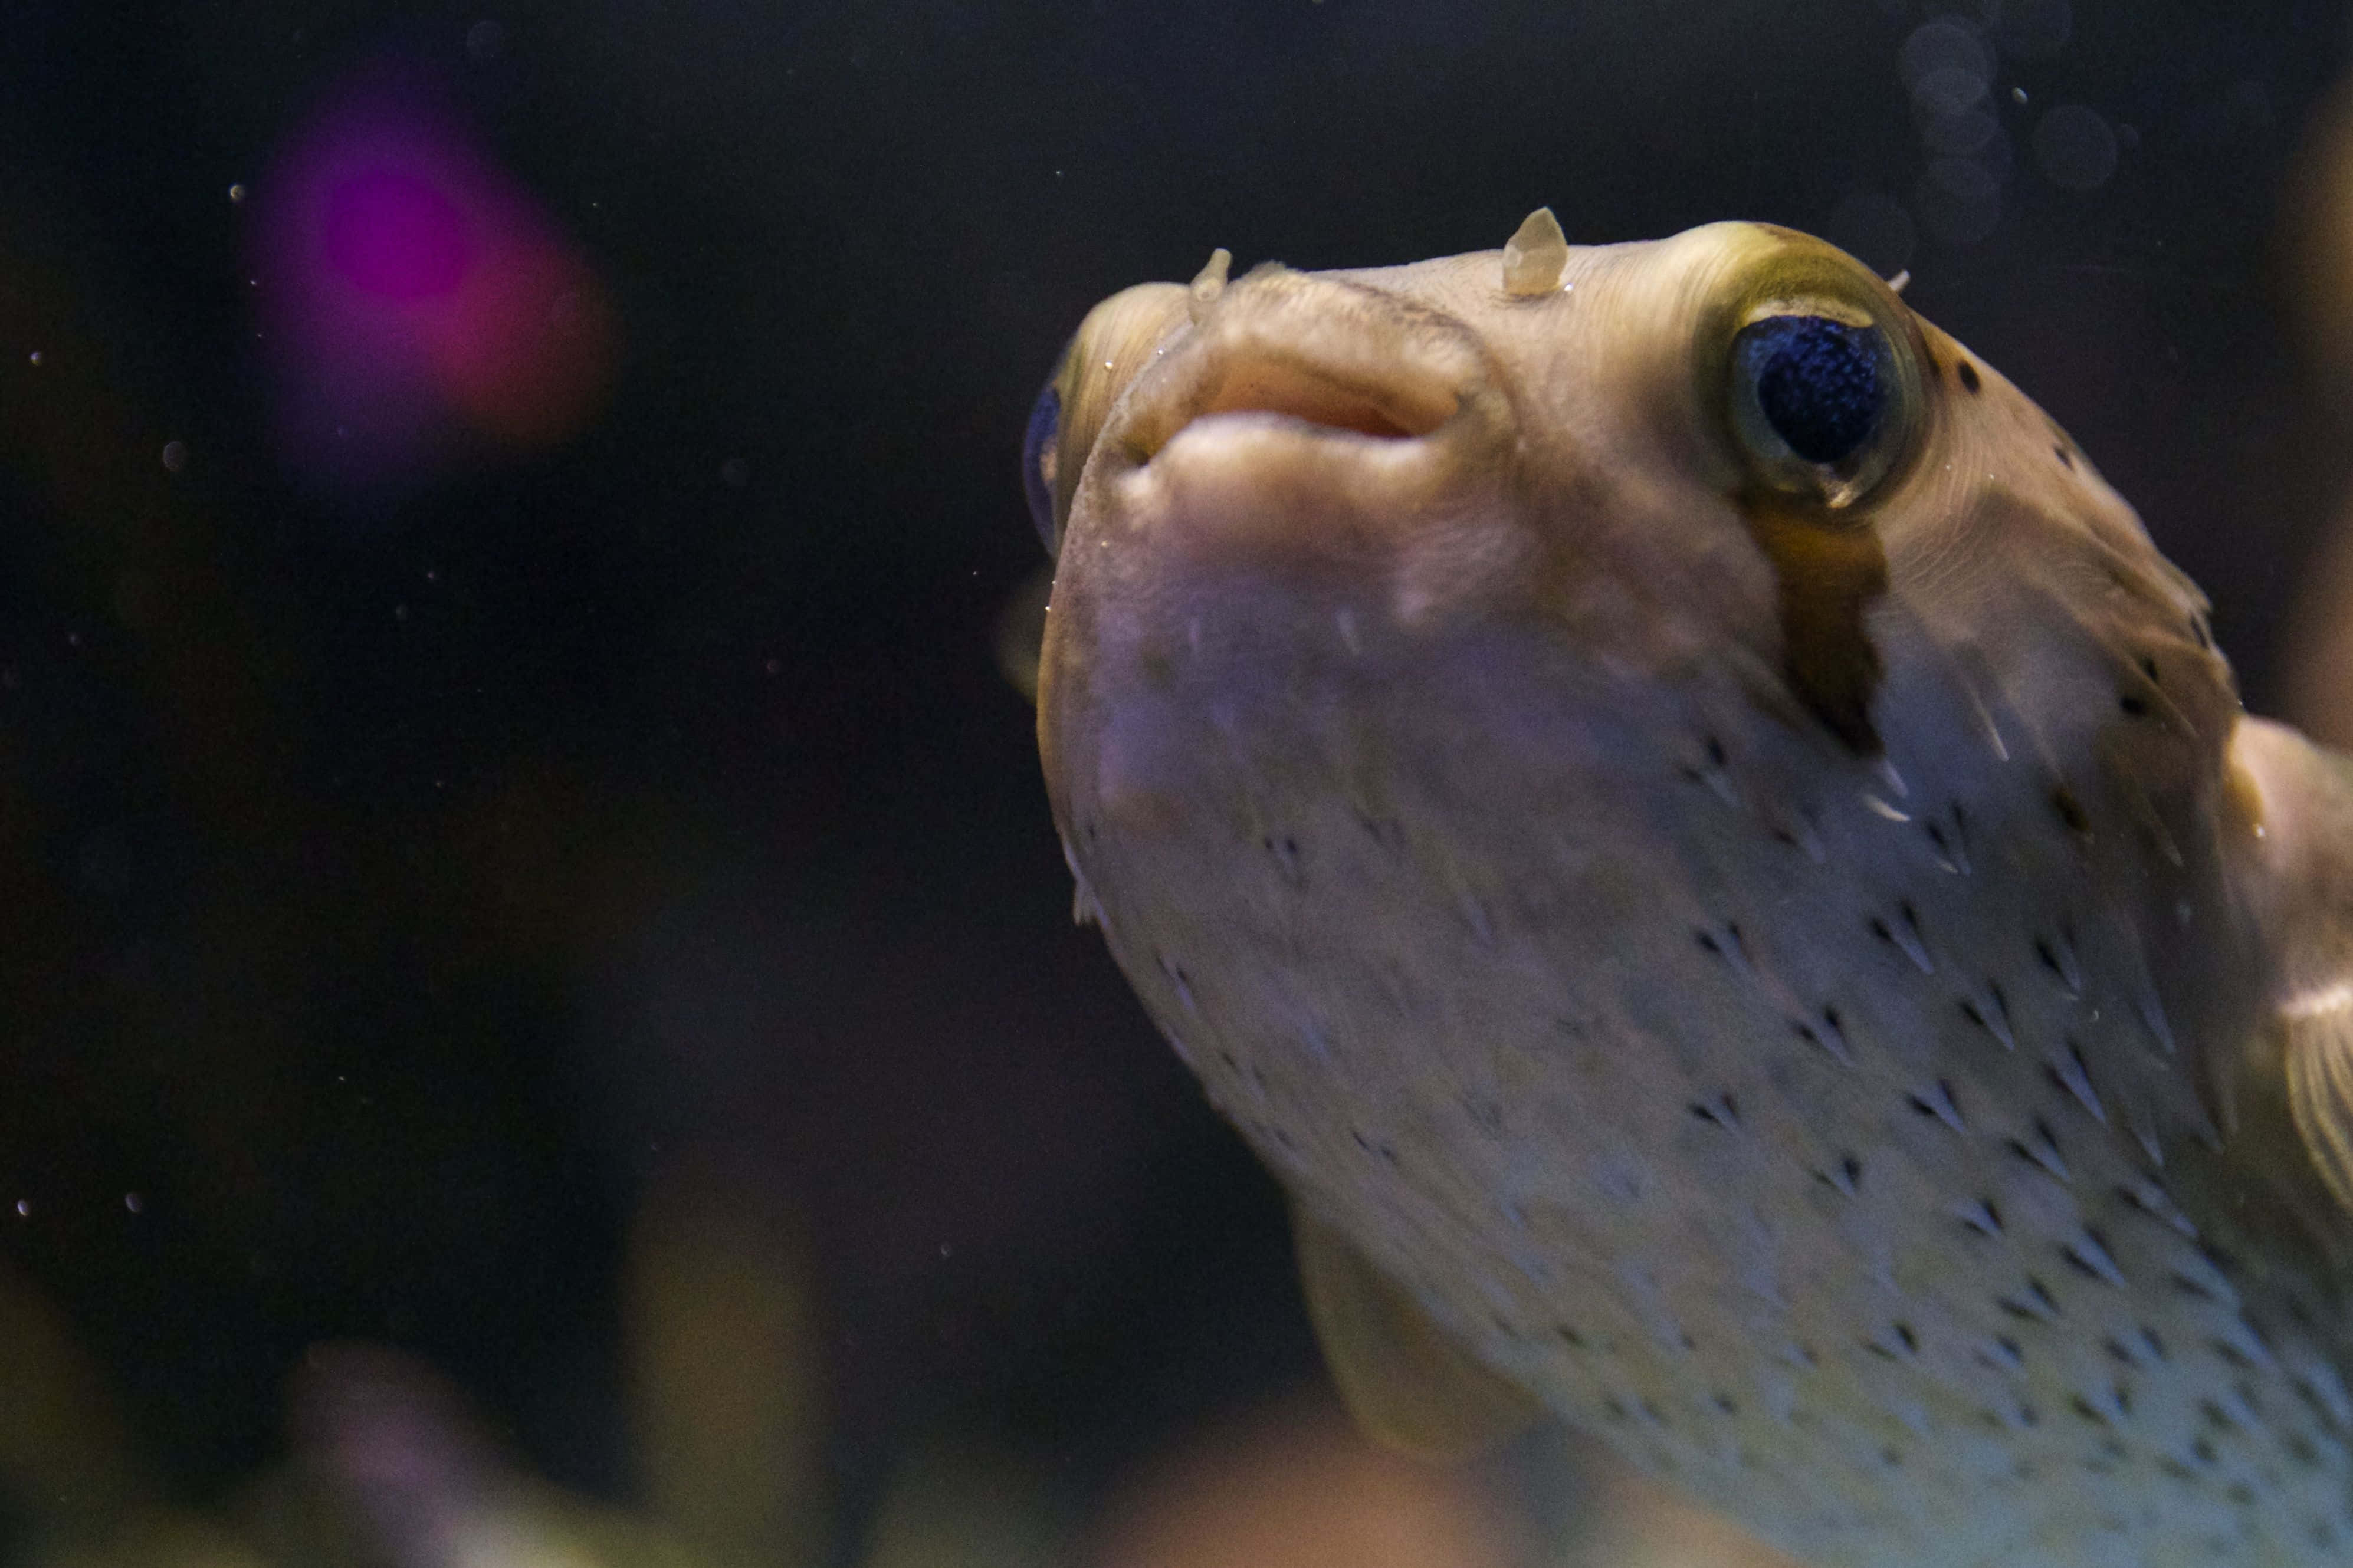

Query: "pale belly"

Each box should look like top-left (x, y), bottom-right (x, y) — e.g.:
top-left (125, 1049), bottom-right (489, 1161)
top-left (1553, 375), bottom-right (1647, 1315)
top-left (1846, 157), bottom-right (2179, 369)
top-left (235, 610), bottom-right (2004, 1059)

top-left (1058, 608), bottom-right (2353, 1568)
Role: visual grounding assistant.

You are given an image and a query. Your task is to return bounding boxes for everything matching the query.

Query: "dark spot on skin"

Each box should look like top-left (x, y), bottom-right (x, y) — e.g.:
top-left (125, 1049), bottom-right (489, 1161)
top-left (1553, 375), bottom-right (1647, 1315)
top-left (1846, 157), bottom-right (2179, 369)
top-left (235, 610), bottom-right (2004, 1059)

top-left (2199, 1401), bottom-right (2238, 1434)
top-left (2138, 655), bottom-right (2161, 685)
top-left (2119, 692), bottom-right (2149, 716)
top-left (1895, 1322), bottom-right (1918, 1354)
top-left (1882, 1446), bottom-right (1904, 1467)
top-left (2055, 444), bottom-right (2075, 469)
top-left (1961, 1199), bottom-right (2002, 1236)
top-left (1737, 497), bottom-right (1887, 755)
top-left (2051, 785), bottom-right (2091, 835)
top-left (2193, 1436), bottom-right (2220, 1465)
top-left (2072, 1396), bottom-right (2110, 1427)
top-left (1705, 734), bottom-right (1727, 768)
top-left (1688, 1094), bottom-right (1740, 1128)
top-left (2169, 1271), bottom-right (2219, 1305)
top-left (1712, 1392), bottom-right (1738, 1415)
top-left (1955, 359), bottom-right (1982, 393)
top-left (2209, 1337), bottom-right (2255, 1370)
top-left (2227, 1483), bottom-right (2257, 1508)
top-left (1557, 1324), bottom-right (1586, 1349)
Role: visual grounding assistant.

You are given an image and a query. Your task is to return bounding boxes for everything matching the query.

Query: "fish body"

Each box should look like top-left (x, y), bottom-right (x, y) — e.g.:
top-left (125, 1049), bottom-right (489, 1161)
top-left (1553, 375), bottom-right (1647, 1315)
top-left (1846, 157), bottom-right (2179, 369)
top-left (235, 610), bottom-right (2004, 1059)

top-left (1028, 218), bottom-right (2353, 1567)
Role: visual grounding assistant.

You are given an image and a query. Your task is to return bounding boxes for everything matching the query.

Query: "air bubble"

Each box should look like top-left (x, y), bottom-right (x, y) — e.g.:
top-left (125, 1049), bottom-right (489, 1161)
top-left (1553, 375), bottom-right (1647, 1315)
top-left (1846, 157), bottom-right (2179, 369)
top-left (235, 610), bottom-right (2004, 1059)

top-left (2034, 104), bottom-right (2119, 192)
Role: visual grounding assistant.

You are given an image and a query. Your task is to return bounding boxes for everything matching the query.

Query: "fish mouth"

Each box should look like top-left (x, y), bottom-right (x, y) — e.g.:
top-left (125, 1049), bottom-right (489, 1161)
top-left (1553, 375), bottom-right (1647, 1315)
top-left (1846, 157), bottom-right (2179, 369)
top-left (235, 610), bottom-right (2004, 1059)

top-left (1136, 347), bottom-right (1462, 455)
top-left (1117, 269), bottom-right (1486, 474)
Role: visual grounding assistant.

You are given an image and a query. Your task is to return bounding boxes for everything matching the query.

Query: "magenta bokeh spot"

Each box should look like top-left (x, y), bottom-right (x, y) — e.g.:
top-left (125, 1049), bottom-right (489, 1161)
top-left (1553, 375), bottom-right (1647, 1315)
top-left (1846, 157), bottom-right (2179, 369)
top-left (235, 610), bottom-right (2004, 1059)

top-left (322, 167), bottom-right (470, 299)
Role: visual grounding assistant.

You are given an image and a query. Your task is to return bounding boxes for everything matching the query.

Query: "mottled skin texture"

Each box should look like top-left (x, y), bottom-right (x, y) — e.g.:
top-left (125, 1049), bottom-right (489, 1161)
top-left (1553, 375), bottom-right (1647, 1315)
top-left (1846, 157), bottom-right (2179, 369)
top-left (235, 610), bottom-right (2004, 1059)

top-left (1033, 223), bottom-right (2353, 1567)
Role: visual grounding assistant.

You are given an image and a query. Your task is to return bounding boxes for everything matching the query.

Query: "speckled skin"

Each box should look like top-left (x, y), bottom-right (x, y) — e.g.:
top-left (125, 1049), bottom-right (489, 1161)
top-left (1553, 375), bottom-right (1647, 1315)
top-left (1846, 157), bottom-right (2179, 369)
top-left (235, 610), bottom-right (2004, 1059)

top-left (1035, 224), bottom-right (2353, 1567)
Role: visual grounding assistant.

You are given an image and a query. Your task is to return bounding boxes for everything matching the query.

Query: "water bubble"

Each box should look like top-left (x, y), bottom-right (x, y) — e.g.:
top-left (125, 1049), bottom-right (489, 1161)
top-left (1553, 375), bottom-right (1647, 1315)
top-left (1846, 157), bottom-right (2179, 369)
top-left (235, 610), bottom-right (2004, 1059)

top-left (27, 351), bottom-right (41, 366)
top-left (124, 1193), bottom-right (143, 1215)
top-left (228, 183), bottom-right (247, 203)
top-left (1913, 66), bottom-right (1988, 117)
top-left (1917, 157), bottom-right (2004, 245)
top-left (1921, 108), bottom-right (2004, 159)
top-left (13, 1199), bottom-right (27, 1218)
top-left (160, 440), bottom-right (189, 472)
top-left (1825, 190), bottom-right (1916, 277)
top-left (1901, 22), bottom-right (1991, 115)
top-left (466, 19), bottom-right (505, 63)
top-left (2033, 104), bottom-right (2118, 191)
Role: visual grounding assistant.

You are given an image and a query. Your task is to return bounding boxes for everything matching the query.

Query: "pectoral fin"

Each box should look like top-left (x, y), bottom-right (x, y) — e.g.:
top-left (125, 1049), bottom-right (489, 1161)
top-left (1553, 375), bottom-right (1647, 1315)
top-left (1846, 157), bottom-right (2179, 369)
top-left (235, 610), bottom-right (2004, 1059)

top-left (1291, 1204), bottom-right (1543, 1461)
top-left (2285, 992), bottom-right (2353, 1212)
top-left (2229, 718), bottom-right (2353, 1216)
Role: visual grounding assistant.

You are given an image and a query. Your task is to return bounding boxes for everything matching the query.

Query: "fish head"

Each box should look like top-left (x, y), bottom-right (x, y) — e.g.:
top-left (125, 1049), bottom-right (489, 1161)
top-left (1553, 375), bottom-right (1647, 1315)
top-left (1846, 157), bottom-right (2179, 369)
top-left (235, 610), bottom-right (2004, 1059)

top-left (1031, 220), bottom-right (2240, 1063)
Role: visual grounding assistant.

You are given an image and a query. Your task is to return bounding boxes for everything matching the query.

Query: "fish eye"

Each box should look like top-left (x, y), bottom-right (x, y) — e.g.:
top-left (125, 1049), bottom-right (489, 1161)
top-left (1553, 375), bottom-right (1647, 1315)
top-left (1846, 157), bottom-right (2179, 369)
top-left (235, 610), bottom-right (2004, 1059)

top-left (1735, 316), bottom-right (1885, 466)
top-left (1695, 230), bottom-right (1924, 512)
top-left (1723, 302), bottom-right (1910, 508)
top-left (1023, 378), bottom-right (1062, 554)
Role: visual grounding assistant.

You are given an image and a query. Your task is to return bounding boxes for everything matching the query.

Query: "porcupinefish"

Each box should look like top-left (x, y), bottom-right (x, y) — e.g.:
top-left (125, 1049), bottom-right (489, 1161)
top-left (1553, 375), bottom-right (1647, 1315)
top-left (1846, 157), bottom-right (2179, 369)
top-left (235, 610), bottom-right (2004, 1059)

top-left (1023, 211), bottom-right (2353, 1568)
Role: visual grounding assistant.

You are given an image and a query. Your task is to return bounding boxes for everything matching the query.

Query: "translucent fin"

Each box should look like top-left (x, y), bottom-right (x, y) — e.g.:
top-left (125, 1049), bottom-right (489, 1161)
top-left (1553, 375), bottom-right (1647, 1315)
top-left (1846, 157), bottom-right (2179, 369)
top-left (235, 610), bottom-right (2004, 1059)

top-left (1292, 1204), bottom-right (1543, 1461)
top-left (2286, 990), bottom-right (2353, 1214)
top-left (2230, 718), bottom-right (2353, 1217)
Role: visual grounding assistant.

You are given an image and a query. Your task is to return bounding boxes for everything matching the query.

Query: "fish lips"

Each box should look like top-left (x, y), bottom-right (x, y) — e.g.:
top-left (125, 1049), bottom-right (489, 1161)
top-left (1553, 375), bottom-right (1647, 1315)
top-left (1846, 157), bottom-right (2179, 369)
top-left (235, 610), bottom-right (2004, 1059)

top-left (1088, 269), bottom-right (1518, 591)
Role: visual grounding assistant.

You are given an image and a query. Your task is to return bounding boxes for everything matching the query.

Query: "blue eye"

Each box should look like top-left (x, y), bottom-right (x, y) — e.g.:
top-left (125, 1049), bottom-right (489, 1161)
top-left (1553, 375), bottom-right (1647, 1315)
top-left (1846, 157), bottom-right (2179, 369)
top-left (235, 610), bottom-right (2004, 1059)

top-left (1734, 315), bottom-right (1885, 466)
top-left (1023, 380), bottom-right (1062, 554)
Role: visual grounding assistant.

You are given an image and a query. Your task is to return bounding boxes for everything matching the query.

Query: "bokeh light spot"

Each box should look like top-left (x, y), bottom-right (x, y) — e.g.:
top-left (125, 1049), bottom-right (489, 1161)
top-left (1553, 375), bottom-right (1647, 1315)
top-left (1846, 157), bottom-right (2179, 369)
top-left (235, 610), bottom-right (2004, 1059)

top-left (323, 168), bottom-right (471, 300)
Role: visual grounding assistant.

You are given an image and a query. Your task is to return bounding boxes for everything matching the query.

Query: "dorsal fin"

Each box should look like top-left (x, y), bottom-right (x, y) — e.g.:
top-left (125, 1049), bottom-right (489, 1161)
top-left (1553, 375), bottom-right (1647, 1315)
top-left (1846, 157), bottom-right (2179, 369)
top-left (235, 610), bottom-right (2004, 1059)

top-left (1291, 1204), bottom-right (1543, 1461)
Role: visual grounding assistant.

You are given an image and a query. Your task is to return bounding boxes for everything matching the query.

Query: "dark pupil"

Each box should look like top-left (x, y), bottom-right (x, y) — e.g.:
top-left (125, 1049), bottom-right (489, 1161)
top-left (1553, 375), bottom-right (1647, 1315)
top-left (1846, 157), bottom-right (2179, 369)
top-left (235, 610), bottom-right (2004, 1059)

top-left (1740, 315), bottom-right (1883, 465)
top-left (1022, 380), bottom-right (1061, 553)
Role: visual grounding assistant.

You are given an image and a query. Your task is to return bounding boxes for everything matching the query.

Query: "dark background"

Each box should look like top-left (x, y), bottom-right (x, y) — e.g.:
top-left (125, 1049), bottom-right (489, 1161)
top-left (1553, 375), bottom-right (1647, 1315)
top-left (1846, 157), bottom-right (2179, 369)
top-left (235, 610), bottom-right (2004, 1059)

top-left (2, 0), bottom-right (2349, 1556)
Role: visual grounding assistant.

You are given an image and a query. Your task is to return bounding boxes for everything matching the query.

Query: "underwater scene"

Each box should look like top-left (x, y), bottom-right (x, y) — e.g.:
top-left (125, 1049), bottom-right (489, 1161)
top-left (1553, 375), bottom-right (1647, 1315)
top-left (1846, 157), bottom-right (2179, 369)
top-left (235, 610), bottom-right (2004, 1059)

top-left (7, 2), bottom-right (2353, 1566)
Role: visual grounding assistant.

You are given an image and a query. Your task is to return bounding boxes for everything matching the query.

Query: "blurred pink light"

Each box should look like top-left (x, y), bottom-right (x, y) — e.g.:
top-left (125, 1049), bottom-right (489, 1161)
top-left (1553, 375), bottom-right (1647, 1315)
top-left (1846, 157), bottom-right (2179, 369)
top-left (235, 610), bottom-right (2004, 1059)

top-left (252, 73), bottom-right (617, 484)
